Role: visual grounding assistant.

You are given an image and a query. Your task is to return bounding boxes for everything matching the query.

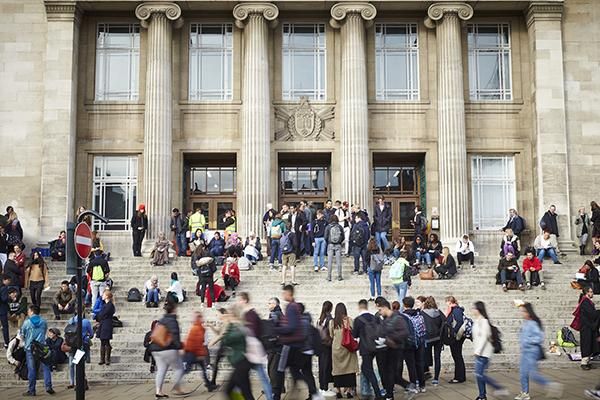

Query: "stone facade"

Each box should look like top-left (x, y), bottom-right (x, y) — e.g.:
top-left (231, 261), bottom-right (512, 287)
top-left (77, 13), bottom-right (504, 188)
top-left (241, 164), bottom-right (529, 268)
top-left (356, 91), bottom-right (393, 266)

top-left (0, 0), bottom-right (598, 254)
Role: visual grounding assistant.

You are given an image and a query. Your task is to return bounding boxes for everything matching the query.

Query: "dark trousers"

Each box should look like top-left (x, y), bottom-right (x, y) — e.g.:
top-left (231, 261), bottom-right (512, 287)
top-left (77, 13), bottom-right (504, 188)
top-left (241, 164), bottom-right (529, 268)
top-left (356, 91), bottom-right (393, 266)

top-left (399, 347), bottom-right (419, 386)
top-left (211, 344), bottom-right (225, 385)
top-left (377, 348), bottom-right (399, 398)
top-left (225, 358), bottom-right (254, 400)
top-left (361, 352), bottom-right (382, 396)
top-left (182, 352), bottom-right (211, 386)
top-left (353, 245), bottom-right (368, 272)
top-left (294, 232), bottom-right (304, 257)
top-left (51, 303), bottom-right (74, 319)
top-left (318, 347), bottom-right (333, 391)
top-left (29, 281), bottom-right (44, 308)
top-left (0, 313), bottom-right (8, 345)
top-left (132, 229), bottom-right (145, 256)
top-left (268, 351), bottom-right (285, 400)
top-left (450, 339), bottom-right (466, 382)
top-left (457, 252), bottom-right (475, 266)
top-left (287, 348), bottom-right (317, 396)
top-left (223, 276), bottom-right (238, 292)
top-left (198, 277), bottom-right (215, 304)
top-left (426, 340), bottom-right (443, 381)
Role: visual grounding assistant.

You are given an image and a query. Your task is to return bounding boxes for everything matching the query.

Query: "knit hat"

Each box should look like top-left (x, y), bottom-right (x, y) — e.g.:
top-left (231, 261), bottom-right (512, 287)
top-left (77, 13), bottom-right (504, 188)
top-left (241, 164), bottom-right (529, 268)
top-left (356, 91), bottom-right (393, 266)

top-left (138, 204), bottom-right (146, 212)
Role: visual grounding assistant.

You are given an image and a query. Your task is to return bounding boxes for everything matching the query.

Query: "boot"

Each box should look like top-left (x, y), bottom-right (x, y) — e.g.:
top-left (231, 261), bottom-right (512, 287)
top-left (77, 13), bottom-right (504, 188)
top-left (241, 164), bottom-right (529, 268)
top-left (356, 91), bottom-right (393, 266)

top-left (106, 344), bottom-right (112, 365)
top-left (98, 342), bottom-right (105, 365)
top-left (580, 245), bottom-right (586, 256)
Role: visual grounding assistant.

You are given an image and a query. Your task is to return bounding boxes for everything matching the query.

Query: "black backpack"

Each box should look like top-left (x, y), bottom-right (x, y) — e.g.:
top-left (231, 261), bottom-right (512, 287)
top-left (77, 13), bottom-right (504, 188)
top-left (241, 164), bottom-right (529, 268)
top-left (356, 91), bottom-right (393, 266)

top-left (259, 319), bottom-right (277, 351)
top-left (199, 261), bottom-right (215, 278)
top-left (490, 324), bottom-right (503, 354)
top-left (127, 287), bottom-right (142, 302)
top-left (31, 340), bottom-right (53, 365)
top-left (360, 316), bottom-right (386, 354)
top-left (351, 225), bottom-right (367, 247)
top-left (64, 322), bottom-right (78, 348)
top-left (112, 316), bottom-right (123, 328)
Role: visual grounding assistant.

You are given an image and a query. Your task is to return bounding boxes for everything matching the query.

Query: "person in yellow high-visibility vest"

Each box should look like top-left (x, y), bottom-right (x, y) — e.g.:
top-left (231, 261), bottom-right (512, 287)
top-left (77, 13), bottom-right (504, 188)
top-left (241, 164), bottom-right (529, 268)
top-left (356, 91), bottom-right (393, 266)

top-left (189, 208), bottom-right (206, 237)
top-left (223, 209), bottom-right (237, 239)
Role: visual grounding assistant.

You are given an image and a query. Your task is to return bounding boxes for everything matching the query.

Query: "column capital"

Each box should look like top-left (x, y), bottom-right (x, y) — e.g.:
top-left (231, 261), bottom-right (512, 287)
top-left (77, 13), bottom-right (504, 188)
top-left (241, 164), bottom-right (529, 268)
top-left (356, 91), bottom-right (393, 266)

top-left (526, 1), bottom-right (564, 28)
top-left (233, 3), bottom-right (279, 29)
top-left (135, 2), bottom-right (183, 29)
top-left (425, 2), bottom-right (473, 29)
top-left (330, 2), bottom-right (377, 29)
top-left (44, 1), bottom-right (82, 24)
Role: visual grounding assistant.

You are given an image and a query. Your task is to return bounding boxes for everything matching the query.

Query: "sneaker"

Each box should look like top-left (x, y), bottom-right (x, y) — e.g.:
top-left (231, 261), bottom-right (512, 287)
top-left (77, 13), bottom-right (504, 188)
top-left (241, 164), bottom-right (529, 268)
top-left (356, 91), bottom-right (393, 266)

top-left (321, 266), bottom-right (328, 271)
top-left (585, 390), bottom-right (600, 400)
top-left (320, 390), bottom-right (336, 397)
top-left (358, 271), bottom-right (364, 275)
top-left (514, 392), bottom-right (530, 400)
top-left (418, 386), bottom-right (426, 393)
top-left (526, 283), bottom-right (532, 290)
top-left (326, 278), bottom-right (331, 282)
top-left (338, 277), bottom-right (344, 281)
top-left (541, 282), bottom-right (546, 290)
top-left (46, 389), bottom-right (55, 395)
top-left (314, 266), bottom-right (319, 272)
top-left (546, 382), bottom-right (563, 398)
top-left (581, 364), bottom-right (593, 371)
top-left (352, 271), bottom-right (358, 275)
top-left (406, 384), bottom-right (418, 394)
top-left (502, 284), bottom-right (508, 292)
top-left (292, 282), bottom-right (299, 286)
top-left (22, 392), bottom-right (35, 397)
top-left (554, 261), bottom-right (562, 264)
top-left (519, 285), bottom-right (526, 291)
top-left (431, 380), bottom-right (439, 386)
top-left (493, 389), bottom-right (509, 398)
top-left (471, 264), bottom-right (476, 269)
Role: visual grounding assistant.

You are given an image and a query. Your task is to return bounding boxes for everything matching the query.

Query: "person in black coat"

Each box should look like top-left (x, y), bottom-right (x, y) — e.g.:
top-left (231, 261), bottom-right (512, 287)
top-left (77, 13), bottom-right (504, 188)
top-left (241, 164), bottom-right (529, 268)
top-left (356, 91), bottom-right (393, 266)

top-left (130, 205), bottom-right (148, 257)
top-left (434, 247), bottom-right (457, 279)
top-left (95, 290), bottom-right (115, 365)
top-left (352, 299), bottom-right (383, 398)
top-left (289, 205), bottom-right (307, 257)
top-left (2, 251), bottom-right (22, 289)
top-left (46, 328), bottom-right (67, 370)
top-left (502, 208), bottom-right (525, 236)
top-left (373, 196), bottom-right (392, 251)
top-left (0, 274), bottom-right (10, 347)
top-left (540, 205), bottom-right (559, 237)
top-left (579, 287), bottom-right (600, 370)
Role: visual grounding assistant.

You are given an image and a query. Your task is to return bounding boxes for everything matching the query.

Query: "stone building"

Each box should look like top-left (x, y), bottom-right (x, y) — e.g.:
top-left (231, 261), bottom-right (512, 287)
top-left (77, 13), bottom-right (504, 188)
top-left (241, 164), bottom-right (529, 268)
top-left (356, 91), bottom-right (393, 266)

top-left (1, 0), bottom-right (598, 254)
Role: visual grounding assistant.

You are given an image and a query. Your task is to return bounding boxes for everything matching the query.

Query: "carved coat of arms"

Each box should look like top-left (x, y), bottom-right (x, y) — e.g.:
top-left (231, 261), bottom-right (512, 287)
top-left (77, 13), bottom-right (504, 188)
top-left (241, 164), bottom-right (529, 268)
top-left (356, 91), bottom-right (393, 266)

top-left (275, 97), bottom-right (335, 141)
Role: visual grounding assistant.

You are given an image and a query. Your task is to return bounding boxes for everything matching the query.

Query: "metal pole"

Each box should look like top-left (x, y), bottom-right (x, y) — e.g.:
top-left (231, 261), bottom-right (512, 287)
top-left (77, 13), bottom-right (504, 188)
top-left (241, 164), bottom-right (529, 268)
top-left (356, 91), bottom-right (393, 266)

top-left (75, 256), bottom-right (85, 400)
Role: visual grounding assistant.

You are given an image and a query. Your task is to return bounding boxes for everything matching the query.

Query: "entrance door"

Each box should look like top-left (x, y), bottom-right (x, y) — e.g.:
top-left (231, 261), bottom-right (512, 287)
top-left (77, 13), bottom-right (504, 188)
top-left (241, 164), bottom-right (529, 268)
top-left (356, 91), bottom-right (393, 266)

top-left (278, 153), bottom-right (330, 209)
top-left (184, 153), bottom-right (237, 230)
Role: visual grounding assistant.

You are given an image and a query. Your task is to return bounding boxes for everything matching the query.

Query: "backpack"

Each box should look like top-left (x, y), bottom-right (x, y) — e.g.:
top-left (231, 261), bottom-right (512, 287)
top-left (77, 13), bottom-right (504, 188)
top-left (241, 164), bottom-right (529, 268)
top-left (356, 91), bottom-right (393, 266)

top-left (112, 316), bottom-right (123, 328)
top-left (456, 315), bottom-right (474, 341)
top-left (127, 287), bottom-right (142, 302)
top-left (91, 264), bottom-right (105, 281)
top-left (64, 322), bottom-right (78, 348)
top-left (557, 326), bottom-right (578, 347)
top-left (329, 224), bottom-right (344, 245)
top-left (199, 261), bottom-right (215, 277)
top-left (16, 359), bottom-right (29, 380)
top-left (259, 319), bottom-right (277, 351)
top-left (371, 253), bottom-right (384, 272)
top-left (280, 232), bottom-right (294, 254)
top-left (360, 316), bottom-right (387, 354)
top-left (270, 223), bottom-right (282, 239)
top-left (406, 312), bottom-right (428, 348)
top-left (490, 324), bottom-right (503, 354)
top-left (238, 257), bottom-right (251, 271)
top-left (441, 320), bottom-right (456, 345)
top-left (31, 340), bottom-right (53, 365)
top-left (400, 314), bottom-right (418, 349)
top-left (351, 225), bottom-right (367, 247)
top-left (307, 324), bottom-right (323, 356)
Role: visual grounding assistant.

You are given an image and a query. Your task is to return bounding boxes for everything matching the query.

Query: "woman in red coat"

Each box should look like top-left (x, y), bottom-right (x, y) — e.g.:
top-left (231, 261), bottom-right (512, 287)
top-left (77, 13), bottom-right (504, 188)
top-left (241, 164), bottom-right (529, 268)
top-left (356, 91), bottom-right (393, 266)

top-left (221, 257), bottom-right (240, 295)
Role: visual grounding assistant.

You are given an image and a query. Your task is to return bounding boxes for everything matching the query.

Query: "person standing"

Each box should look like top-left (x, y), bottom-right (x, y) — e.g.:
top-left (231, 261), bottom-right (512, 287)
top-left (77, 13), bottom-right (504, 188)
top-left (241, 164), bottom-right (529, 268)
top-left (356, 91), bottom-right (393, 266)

top-left (21, 305), bottom-right (54, 396)
top-left (366, 239), bottom-right (383, 300)
top-left (324, 215), bottom-right (345, 282)
top-left (96, 290), bottom-right (115, 366)
top-left (317, 301), bottom-right (334, 396)
top-left (445, 296), bottom-right (466, 384)
top-left (3, 251), bottom-right (22, 289)
top-left (352, 299), bottom-right (384, 399)
top-left (515, 303), bottom-right (563, 400)
top-left (131, 204), bottom-right (148, 257)
top-left (329, 303), bottom-right (358, 398)
top-left (170, 208), bottom-right (187, 257)
top-left (66, 311), bottom-right (93, 390)
top-left (575, 207), bottom-right (591, 255)
top-left (24, 251), bottom-right (48, 308)
top-left (389, 251), bottom-right (411, 305)
top-left (195, 257), bottom-right (216, 307)
top-left (422, 296), bottom-right (445, 386)
top-left (540, 205), bottom-right (559, 237)
top-left (290, 205), bottom-right (307, 258)
top-left (87, 249), bottom-right (111, 307)
top-left (0, 274), bottom-right (9, 347)
top-left (223, 209), bottom-right (237, 238)
top-left (335, 201), bottom-right (352, 255)
top-left (350, 212), bottom-right (370, 275)
top-left (579, 286), bottom-right (600, 370)
top-left (373, 196), bottom-right (391, 251)
top-left (411, 205), bottom-right (427, 239)
top-left (591, 201), bottom-right (600, 238)
top-left (268, 213), bottom-right (286, 271)
top-left (280, 225), bottom-right (298, 287)
top-left (312, 210), bottom-right (327, 272)
top-left (502, 208), bottom-right (525, 237)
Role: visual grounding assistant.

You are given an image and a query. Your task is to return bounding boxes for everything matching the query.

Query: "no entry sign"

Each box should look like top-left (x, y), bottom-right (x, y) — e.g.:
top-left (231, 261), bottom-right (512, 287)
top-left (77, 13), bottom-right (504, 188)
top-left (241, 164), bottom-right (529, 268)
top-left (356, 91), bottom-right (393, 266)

top-left (74, 222), bottom-right (93, 259)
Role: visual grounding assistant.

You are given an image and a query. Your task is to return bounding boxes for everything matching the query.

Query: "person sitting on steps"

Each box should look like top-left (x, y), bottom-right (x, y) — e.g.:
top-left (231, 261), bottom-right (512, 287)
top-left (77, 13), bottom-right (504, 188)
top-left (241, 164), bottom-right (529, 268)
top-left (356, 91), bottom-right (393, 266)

top-left (522, 248), bottom-right (546, 290)
top-left (534, 230), bottom-right (562, 265)
top-left (498, 251), bottom-right (525, 292)
top-left (434, 247), bottom-right (457, 279)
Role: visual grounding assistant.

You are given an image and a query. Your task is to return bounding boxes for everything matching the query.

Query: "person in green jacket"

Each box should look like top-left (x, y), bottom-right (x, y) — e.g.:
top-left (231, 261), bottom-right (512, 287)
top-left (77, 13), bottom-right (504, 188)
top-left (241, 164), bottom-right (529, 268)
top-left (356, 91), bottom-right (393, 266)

top-left (389, 250), bottom-right (411, 308)
top-left (222, 312), bottom-right (255, 400)
top-left (268, 214), bottom-right (287, 270)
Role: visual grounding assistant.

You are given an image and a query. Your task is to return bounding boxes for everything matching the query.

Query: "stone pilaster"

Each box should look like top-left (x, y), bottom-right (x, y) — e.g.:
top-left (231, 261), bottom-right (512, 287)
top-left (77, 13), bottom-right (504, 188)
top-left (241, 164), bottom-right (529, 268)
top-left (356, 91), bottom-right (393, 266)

top-left (40, 1), bottom-right (81, 238)
top-left (233, 3), bottom-right (278, 237)
top-left (526, 1), bottom-right (574, 249)
top-left (136, 2), bottom-right (182, 239)
top-left (425, 2), bottom-right (473, 244)
top-left (330, 2), bottom-right (376, 213)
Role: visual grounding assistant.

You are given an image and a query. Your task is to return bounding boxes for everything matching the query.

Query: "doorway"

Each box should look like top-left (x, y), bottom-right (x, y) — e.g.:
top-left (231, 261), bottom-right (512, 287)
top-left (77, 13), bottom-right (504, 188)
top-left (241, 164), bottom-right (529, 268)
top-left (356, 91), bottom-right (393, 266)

top-left (183, 153), bottom-right (236, 230)
top-left (278, 152), bottom-right (330, 209)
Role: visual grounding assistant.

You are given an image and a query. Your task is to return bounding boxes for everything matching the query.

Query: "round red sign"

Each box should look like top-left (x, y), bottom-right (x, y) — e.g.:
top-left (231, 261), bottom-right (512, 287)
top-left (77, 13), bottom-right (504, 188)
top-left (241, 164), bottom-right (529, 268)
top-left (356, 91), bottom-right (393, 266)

top-left (74, 222), bottom-right (93, 259)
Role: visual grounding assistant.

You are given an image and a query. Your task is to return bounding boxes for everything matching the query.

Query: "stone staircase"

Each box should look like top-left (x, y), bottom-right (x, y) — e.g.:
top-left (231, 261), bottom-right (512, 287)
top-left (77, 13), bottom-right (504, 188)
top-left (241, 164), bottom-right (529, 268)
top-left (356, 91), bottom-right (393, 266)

top-left (0, 253), bottom-right (595, 386)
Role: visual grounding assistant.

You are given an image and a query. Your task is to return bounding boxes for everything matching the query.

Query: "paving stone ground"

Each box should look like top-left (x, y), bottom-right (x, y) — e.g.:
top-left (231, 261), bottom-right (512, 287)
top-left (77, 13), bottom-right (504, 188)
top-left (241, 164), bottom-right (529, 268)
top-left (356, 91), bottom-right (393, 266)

top-left (2, 367), bottom-right (598, 400)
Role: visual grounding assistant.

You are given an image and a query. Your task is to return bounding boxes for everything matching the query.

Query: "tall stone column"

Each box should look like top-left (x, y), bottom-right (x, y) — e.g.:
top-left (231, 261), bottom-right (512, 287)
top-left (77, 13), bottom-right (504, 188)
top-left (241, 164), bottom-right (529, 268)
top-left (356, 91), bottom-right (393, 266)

top-left (40, 1), bottom-right (81, 239)
top-left (136, 2), bottom-right (182, 239)
top-left (526, 2), bottom-right (574, 249)
top-left (233, 3), bottom-right (278, 237)
top-left (330, 3), bottom-right (376, 213)
top-left (425, 3), bottom-right (473, 244)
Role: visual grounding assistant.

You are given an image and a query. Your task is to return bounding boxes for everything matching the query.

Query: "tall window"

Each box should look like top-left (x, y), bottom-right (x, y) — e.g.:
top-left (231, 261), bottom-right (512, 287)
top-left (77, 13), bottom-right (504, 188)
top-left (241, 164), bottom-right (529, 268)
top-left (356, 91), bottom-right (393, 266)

top-left (471, 155), bottom-right (516, 230)
top-left (373, 166), bottom-right (417, 195)
top-left (190, 167), bottom-right (236, 195)
top-left (468, 24), bottom-right (512, 100)
top-left (282, 23), bottom-right (326, 100)
top-left (375, 24), bottom-right (419, 100)
top-left (92, 156), bottom-right (138, 230)
top-left (189, 24), bottom-right (233, 101)
top-left (95, 24), bottom-right (140, 101)
top-left (280, 167), bottom-right (328, 195)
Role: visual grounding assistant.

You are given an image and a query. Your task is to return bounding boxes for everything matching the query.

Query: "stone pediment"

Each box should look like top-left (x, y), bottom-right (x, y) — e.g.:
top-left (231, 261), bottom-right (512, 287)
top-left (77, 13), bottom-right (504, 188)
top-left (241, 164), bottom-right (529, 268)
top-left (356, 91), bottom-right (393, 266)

top-left (274, 97), bottom-right (335, 141)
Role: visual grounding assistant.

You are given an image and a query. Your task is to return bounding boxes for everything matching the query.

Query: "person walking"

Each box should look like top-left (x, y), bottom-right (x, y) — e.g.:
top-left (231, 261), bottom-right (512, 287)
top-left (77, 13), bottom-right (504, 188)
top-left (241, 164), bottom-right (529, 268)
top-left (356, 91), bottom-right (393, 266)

top-left (280, 225), bottom-right (298, 286)
top-left (373, 196), bottom-right (391, 251)
top-left (389, 251), bottom-right (411, 305)
top-left (366, 239), bottom-right (384, 300)
top-left (87, 249), bottom-right (111, 307)
top-left (170, 208), bottom-right (187, 256)
top-left (317, 301), bottom-right (334, 396)
top-left (131, 204), bottom-right (148, 257)
top-left (352, 299), bottom-right (384, 399)
top-left (313, 210), bottom-right (328, 272)
top-left (21, 305), bottom-right (54, 396)
top-left (267, 298), bottom-right (285, 400)
top-left (578, 286), bottom-right (600, 370)
top-left (223, 305), bottom-right (256, 400)
top-left (96, 290), bottom-right (115, 366)
top-left (515, 303), bottom-right (563, 400)
top-left (472, 301), bottom-right (508, 400)
top-left (24, 251), bottom-right (48, 308)
top-left (446, 296), bottom-right (466, 384)
top-left (324, 215), bottom-right (345, 282)
top-left (182, 311), bottom-right (216, 391)
top-left (150, 300), bottom-right (188, 398)
top-left (329, 303), bottom-right (358, 398)
top-left (335, 201), bottom-right (352, 255)
top-left (195, 257), bottom-right (216, 307)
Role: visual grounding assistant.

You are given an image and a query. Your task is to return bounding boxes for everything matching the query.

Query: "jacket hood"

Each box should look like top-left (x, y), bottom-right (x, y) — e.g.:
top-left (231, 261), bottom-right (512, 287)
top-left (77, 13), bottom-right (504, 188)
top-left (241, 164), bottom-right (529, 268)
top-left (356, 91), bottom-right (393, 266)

top-left (29, 315), bottom-right (42, 327)
top-left (403, 309), bottom-right (418, 317)
top-left (422, 308), bottom-right (441, 318)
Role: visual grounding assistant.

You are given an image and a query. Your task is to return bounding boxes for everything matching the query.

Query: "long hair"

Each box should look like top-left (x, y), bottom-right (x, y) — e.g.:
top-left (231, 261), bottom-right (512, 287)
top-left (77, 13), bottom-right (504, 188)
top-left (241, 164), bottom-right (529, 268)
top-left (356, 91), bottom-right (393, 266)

top-left (473, 301), bottom-right (490, 320)
top-left (591, 201), bottom-right (599, 211)
top-left (319, 301), bottom-right (333, 325)
top-left (423, 296), bottom-right (438, 310)
top-left (367, 238), bottom-right (379, 254)
top-left (29, 251), bottom-right (46, 270)
top-left (522, 302), bottom-right (543, 330)
top-left (442, 247), bottom-right (450, 263)
top-left (333, 302), bottom-right (348, 329)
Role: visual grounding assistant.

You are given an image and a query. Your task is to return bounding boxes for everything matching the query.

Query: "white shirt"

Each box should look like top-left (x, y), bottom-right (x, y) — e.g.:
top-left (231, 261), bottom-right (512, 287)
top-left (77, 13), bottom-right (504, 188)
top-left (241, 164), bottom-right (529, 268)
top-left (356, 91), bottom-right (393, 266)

top-left (456, 240), bottom-right (474, 255)
top-left (473, 317), bottom-right (494, 358)
top-left (167, 280), bottom-right (184, 303)
top-left (291, 214), bottom-right (297, 232)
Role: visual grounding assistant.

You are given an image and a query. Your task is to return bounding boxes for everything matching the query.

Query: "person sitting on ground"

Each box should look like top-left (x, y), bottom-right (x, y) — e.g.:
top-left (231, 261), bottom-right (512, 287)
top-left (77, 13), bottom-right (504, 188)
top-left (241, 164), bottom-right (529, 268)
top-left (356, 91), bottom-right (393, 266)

top-left (522, 248), bottom-right (546, 290)
top-left (166, 272), bottom-right (184, 304)
top-left (182, 311), bottom-right (217, 391)
top-left (498, 252), bottom-right (525, 292)
top-left (8, 287), bottom-right (26, 328)
top-left (13, 245), bottom-right (26, 287)
top-left (592, 238), bottom-right (600, 256)
top-left (224, 233), bottom-right (243, 258)
top-left (412, 235), bottom-right (428, 266)
top-left (151, 232), bottom-right (171, 266)
top-left (46, 328), bottom-right (67, 371)
top-left (500, 228), bottom-right (521, 259)
top-left (434, 247), bottom-right (457, 279)
top-left (577, 260), bottom-right (600, 295)
top-left (455, 235), bottom-right (475, 268)
top-left (189, 229), bottom-right (206, 253)
top-left (3, 251), bottom-right (22, 289)
top-left (392, 236), bottom-right (409, 259)
top-left (243, 232), bottom-right (262, 263)
top-left (6, 332), bottom-right (25, 370)
top-left (534, 230), bottom-right (562, 264)
top-left (144, 275), bottom-right (161, 308)
top-left (221, 257), bottom-right (240, 297)
top-left (52, 280), bottom-right (75, 320)
top-left (50, 231), bottom-right (67, 261)
top-left (426, 233), bottom-right (443, 265)
top-left (207, 232), bottom-right (225, 257)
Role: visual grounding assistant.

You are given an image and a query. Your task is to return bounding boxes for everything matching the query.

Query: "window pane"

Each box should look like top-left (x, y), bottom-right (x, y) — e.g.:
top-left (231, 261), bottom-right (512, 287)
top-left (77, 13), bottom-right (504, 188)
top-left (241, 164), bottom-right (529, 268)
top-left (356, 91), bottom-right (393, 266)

top-left (104, 158), bottom-right (128, 178)
top-left (481, 158), bottom-right (504, 177)
top-left (477, 53), bottom-right (500, 91)
top-left (221, 169), bottom-right (234, 193)
top-left (374, 169), bottom-right (388, 190)
top-left (104, 184), bottom-right (127, 220)
top-left (206, 168), bottom-right (219, 193)
top-left (401, 169), bottom-right (415, 193)
top-left (385, 53), bottom-right (408, 90)
top-left (192, 169), bottom-right (206, 194)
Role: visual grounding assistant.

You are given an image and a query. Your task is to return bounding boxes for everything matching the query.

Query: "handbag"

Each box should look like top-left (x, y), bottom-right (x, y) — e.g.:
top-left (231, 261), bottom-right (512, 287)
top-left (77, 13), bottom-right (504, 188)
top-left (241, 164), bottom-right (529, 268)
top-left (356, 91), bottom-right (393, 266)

top-left (150, 323), bottom-right (173, 348)
top-left (341, 326), bottom-right (359, 353)
top-left (571, 281), bottom-right (582, 290)
top-left (419, 268), bottom-right (434, 280)
top-left (570, 297), bottom-right (586, 331)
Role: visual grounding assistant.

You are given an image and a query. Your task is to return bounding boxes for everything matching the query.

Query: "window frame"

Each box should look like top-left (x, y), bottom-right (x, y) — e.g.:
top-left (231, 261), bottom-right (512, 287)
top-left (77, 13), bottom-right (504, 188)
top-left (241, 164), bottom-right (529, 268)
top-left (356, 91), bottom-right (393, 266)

top-left (189, 166), bottom-right (237, 195)
top-left (188, 23), bottom-right (234, 101)
top-left (279, 166), bottom-right (329, 196)
top-left (281, 22), bottom-right (327, 101)
top-left (92, 155), bottom-right (138, 231)
top-left (374, 23), bottom-right (420, 101)
top-left (467, 23), bottom-right (513, 101)
top-left (94, 23), bottom-right (140, 101)
top-left (470, 154), bottom-right (516, 230)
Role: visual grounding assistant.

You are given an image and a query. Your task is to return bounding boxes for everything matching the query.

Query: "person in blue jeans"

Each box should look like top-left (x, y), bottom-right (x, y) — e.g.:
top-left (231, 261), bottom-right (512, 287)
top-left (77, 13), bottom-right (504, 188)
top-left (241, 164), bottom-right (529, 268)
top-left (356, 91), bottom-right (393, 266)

top-left (312, 210), bottom-right (328, 272)
top-left (269, 214), bottom-right (286, 270)
top-left (515, 303), bottom-right (563, 400)
top-left (350, 212), bottom-right (370, 274)
top-left (534, 231), bottom-right (562, 264)
top-left (366, 239), bottom-right (383, 300)
top-left (66, 311), bottom-right (93, 390)
top-left (170, 208), bottom-right (188, 256)
top-left (373, 196), bottom-right (391, 251)
top-left (21, 304), bottom-right (54, 396)
top-left (389, 252), bottom-right (410, 307)
top-left (144, 275), bottom-right (161, 307)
